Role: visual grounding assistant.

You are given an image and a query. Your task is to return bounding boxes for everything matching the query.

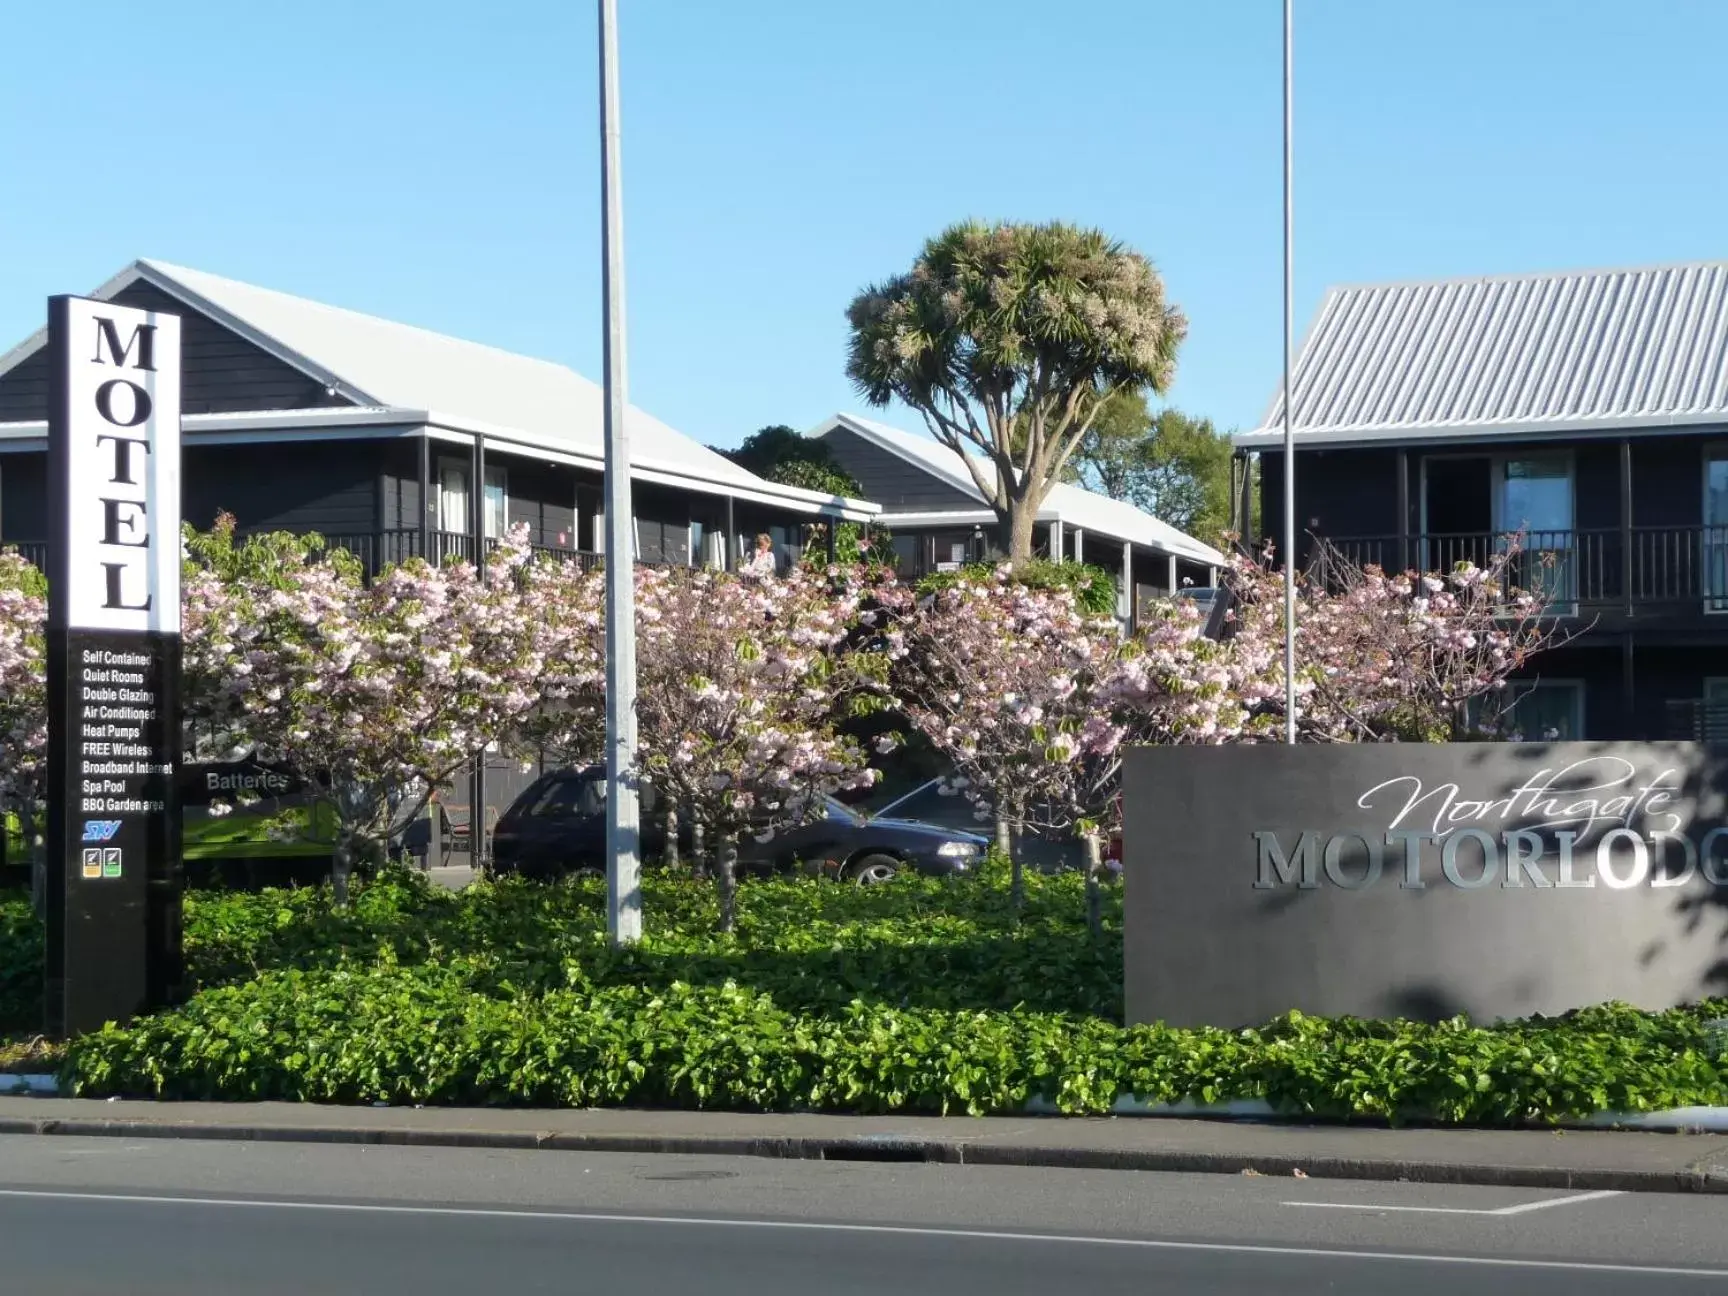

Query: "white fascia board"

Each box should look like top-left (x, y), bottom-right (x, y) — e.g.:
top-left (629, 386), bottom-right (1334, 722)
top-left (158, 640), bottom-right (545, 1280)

top-left (876, 508), bottom-right (1066, 528)
top-left (189, 407), bottom-right (419, 431)
top-left (418, 410), bottom-right (880, 520)
top-left (882, 505), bottom-right (1216, 563)
top-left (627, 466), bottom-right (879, 521)
top-left (0, 407), bottom-right (878, 519)
top-left (874, 510), bottom-right (1000, 527)
top-left (190, 425), bottom-right (434, 448)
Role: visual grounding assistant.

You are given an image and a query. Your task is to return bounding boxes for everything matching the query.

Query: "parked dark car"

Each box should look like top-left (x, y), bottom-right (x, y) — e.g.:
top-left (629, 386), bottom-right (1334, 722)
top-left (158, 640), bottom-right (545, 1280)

top-left (491, 766), bottom-right (988, 884)
top-left (873, 779), bottom-right (1124, 877)
top-left (873, 780), bottom-right (1084, 874)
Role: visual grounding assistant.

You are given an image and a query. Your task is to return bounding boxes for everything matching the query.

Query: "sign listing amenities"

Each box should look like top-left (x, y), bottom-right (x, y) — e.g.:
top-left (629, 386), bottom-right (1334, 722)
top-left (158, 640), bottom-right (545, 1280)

top-left (44, 294), bottom-right (185, 1038)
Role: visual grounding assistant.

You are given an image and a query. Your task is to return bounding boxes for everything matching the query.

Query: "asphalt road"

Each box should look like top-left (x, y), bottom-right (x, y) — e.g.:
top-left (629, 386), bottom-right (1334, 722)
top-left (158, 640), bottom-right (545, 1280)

top-left (1, 1136), bottom-right (1725, 1294)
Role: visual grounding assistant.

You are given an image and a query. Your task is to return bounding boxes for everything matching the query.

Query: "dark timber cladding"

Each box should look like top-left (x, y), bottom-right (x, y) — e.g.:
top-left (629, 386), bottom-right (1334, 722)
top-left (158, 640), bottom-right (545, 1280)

top-left (820, 427), bottom-right (979, 509)
top-left (0, 281), bottom-right (356, 421)
top-left (184, 442), bottom-right (381, 536)
top-left (0, 453), bottom-right (48, 543)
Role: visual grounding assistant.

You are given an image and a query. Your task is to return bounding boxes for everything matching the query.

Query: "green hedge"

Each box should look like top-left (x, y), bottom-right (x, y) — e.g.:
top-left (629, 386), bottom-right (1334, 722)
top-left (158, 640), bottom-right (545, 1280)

top-left (6, 874), bottom-right (1728, 1122)
top-left (917, 558), bottom-right (1122, 617)
top-left (0, 894), bottom-right (42, 1033)
top-left (60, 968), bottom-right (1728, 1122)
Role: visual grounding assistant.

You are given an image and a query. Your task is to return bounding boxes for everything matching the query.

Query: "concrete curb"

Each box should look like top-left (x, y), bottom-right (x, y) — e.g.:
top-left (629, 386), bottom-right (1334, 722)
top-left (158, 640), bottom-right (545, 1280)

top-left (0, 1105), bottom-right (1723, 1196)
top-left (1026, 1095), bottom-right (1728, 1134)
top-left (14, 1072), bottom-right (1726, 1129)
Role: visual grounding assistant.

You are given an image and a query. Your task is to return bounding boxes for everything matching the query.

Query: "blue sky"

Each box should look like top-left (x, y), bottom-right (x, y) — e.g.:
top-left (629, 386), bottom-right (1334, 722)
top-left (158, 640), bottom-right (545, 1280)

top-left (4, 0), bottom-right (1727, 447)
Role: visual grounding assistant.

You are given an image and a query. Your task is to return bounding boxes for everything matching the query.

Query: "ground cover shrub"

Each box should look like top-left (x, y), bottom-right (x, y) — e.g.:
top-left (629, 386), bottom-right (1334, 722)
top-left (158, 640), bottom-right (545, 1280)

top-left (0, 891), bottom-right (41, 1034)
top-left (7, 876), bottom-right (1727, 1121)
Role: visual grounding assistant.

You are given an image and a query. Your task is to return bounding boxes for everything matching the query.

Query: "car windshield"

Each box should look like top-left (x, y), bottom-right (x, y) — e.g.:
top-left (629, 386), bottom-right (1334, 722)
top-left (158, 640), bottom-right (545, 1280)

top-left (522, 776), bottom-right (604, 818)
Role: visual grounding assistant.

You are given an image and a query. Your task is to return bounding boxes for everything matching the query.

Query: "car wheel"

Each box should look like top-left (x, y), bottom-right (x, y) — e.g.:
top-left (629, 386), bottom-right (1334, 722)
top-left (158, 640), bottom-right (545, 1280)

top-left (844, 853), bottom-right (900, 886)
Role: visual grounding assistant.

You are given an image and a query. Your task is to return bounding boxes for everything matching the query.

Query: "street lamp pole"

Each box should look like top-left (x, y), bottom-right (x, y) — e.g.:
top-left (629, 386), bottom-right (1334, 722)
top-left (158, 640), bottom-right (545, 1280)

top-left (599, 0), bottom-right (641, 943)
top-left (1281, 0), bottom-right (1298, 745)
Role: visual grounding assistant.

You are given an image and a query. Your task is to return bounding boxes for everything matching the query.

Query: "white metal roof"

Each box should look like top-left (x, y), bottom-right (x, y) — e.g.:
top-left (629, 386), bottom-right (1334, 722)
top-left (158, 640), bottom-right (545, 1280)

top-left (1235, 259), bottom-right (1728, 449)
top-left (0, 259), bottom-right (877, 519)
top-left (810, 413), bottom-right (1226, 565)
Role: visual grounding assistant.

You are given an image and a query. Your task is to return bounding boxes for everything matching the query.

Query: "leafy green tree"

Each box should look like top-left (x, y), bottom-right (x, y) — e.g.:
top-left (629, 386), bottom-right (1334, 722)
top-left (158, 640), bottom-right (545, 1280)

top-left (1065, 394), bottom-right (1245, 546)
top-left (846, 220), bottom-right (1186, 564)
top-left (719, 425), bottom-right (861, 498)
top-left (717, 426), bottom-right (885, 566)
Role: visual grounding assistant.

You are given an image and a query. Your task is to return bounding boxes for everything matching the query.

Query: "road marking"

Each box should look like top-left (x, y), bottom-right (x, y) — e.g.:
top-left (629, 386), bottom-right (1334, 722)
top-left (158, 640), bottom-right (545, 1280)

top-left (1283, 1189), bottom-right (1624, 1217)
top-left (0, 1187), bottom-right (1720, 1279)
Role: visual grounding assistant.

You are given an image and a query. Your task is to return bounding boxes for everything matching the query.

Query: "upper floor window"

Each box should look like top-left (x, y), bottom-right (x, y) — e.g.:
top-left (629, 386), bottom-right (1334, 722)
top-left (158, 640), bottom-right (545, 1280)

top-left (436, 458), bottom-right (509, 539)
top-left (483, 465), bottom-right (507, 539)
top-left (1494, 455), bottom-right (1573, 541)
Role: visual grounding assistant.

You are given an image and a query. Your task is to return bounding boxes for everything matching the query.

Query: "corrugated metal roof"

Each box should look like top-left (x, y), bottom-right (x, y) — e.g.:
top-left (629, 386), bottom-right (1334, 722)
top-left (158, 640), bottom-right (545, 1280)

top-left (1236, 260), bottom-right (1728, 448)
top-left (813, 413), bottom-right (1226, 565)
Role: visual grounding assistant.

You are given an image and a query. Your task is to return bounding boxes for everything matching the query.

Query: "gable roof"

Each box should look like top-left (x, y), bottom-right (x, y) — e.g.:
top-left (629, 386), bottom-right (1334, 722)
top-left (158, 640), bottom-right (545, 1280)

top-left (0, 259), bottom-right (876, 519)
top-left (1235, 259), bottom-right (1728, 449)
top-left (810, 413), bottom-right (1225, 565)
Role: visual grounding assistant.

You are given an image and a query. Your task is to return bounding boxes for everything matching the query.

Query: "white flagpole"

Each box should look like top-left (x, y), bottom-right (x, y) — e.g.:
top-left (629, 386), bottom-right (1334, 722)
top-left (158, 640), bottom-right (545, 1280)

top-left (1282, 0), bottom-right (1298, 745)
top-left (599, 0), bottom-right (642, 943)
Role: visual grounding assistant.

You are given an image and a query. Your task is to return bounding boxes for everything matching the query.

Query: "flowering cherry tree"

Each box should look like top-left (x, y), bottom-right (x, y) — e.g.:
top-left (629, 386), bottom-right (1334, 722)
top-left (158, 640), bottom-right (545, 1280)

top-left (890, 567), bottom-right (1129, 919)
top-left (183, 519), bottom-right (600, 904)
top-left (629, 560), bottom-right (894, 929)
top-left (538, 559), bottom-right (897, 930)
top-left (1216, 539), bottom-right (1563, 742)
top-left (0, 551), bottom-right (47, 903)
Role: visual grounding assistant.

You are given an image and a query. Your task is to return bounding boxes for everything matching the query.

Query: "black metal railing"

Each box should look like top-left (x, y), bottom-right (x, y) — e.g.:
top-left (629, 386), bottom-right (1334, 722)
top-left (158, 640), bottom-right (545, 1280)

top-left (236, 528), bottom-right (608, 577)
top-left (2, 531), bottom-right (605, 581)
top-left (5, 541), bottom-right (46, 570)
top-left (1316, 526), bottom-right (1728, 613)
top-left (1667, 698), bottom-right (1728, 741)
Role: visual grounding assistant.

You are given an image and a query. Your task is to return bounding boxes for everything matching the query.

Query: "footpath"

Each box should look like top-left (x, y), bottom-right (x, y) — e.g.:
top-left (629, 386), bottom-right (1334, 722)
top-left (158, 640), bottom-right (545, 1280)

top-left (1, 1097), bottom-right (1725, 1195)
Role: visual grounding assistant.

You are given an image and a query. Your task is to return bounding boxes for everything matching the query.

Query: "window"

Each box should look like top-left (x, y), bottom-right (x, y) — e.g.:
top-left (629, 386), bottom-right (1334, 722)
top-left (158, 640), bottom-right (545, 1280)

top-left (1706, 448), bottom-right (1728, 610)
top-left (483, 465), bottom-right (507, 539)
top-left (556, 774), bottom-right (658, 815)
top-left (437, 460), bottom-right (469, 534)
top-left (524, 776), bottom-right (600, 819)
top-left (437, 460), bottom-right (508, 538)
top-left (1495, 681), bottom-right (1585, 742)
top-left (1494, 455), bottom-right (1575, 604)
top-left (1494, 456), bottom-right (1574, 537)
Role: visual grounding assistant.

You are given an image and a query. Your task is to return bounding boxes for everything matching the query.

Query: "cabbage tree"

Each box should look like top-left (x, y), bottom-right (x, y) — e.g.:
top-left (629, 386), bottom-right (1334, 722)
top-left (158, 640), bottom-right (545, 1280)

top-left (847, 221), bottom-right (1186, 564)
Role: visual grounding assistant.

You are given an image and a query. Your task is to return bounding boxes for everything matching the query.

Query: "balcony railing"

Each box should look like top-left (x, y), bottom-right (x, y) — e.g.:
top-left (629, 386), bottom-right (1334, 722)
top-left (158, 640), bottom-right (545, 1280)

top-left (1667, 699), bottom-right (1728, 741)
top-left (1318, 526), bottom-right (1728, 613)
top-left (2, 530), bottom-right (605, 581)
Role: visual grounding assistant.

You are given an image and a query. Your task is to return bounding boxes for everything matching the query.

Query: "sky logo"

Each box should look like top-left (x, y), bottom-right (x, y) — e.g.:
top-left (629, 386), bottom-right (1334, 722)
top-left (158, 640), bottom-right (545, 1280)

top-left (81, 821), bottom-right (122, 843)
